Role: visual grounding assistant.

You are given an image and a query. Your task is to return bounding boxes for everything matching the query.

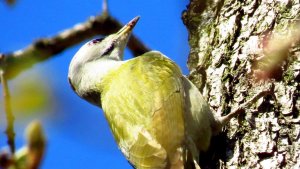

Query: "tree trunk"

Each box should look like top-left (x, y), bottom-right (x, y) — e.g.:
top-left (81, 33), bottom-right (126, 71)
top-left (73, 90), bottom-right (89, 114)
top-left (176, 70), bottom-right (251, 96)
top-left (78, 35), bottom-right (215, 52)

top-left (182, 0), bottom-right (300, 168)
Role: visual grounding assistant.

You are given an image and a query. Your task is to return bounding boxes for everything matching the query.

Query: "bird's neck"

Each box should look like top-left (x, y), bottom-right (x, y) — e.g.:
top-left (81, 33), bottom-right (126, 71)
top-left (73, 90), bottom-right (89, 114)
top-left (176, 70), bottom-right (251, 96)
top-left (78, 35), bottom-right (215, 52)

top-left (77, 59), bottom-right (124, 98)
top-left (86, 59), bottom-right (124, 80)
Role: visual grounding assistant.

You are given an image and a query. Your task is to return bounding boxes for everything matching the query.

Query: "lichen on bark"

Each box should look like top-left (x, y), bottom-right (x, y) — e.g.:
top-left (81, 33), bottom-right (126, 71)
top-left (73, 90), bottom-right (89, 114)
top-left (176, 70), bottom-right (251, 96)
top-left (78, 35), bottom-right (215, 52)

top-left (183, 0), bottom-right (300, 168)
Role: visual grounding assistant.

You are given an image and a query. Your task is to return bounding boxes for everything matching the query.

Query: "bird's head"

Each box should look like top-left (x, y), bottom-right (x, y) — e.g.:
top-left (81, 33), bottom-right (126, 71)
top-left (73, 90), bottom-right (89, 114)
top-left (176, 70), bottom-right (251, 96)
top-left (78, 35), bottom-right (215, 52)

top-left (68, 16), bottom-right (140, 106)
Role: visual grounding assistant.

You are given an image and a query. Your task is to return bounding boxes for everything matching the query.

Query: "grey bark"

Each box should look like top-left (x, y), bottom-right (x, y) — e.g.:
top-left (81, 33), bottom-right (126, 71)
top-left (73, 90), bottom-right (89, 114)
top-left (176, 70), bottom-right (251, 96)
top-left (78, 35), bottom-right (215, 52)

top-left (182, 0), bottom-right (300, 168)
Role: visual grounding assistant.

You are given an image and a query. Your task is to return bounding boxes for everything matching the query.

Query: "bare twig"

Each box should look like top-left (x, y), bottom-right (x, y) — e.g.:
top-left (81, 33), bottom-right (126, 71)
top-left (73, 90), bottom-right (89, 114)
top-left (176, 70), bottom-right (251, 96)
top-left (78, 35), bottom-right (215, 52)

top-left (102, 0), bottom-right (108, 15)
top-left (0, 14), bottom-right (149, 79)
top-left (211, 87), bottom-right (277, 134)
top-left (219, 89), bottom-right (277, 125)
top-left (4, 0), bottom-right (16, 6)
top-left (0, 70), bottom-right (15, 154)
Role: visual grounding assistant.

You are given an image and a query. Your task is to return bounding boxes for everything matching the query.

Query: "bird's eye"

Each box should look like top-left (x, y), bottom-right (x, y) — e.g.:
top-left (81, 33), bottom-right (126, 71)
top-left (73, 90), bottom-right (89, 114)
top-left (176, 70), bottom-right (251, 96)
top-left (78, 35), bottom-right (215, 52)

top-left (88, 38), bottom-right (104, 45)
top-left (101, 43), bottom-right (115, 56)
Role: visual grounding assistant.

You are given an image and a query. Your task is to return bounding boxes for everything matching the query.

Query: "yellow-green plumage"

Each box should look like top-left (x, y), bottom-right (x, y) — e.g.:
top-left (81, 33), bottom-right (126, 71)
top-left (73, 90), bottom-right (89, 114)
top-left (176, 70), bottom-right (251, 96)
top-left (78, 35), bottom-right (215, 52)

top-left (69, 17), bottom-right (257, 169)
top-left (100, 51), bottom-right (185, 168)
top-left (68, 17), bottom-right (214, 169)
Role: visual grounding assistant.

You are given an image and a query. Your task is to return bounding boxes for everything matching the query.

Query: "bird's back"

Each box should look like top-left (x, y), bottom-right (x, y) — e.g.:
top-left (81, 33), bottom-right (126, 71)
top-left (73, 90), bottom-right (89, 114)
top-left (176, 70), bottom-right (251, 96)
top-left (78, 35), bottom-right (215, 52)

top-left (99, 51), bottom-right (186, 168)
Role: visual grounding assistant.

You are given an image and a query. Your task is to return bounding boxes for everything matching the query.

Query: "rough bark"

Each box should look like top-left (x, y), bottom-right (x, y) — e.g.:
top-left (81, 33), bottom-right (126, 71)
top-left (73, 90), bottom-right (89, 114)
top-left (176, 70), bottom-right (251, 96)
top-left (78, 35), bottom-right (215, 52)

top-left (183, 0), bottom-right (300, 168)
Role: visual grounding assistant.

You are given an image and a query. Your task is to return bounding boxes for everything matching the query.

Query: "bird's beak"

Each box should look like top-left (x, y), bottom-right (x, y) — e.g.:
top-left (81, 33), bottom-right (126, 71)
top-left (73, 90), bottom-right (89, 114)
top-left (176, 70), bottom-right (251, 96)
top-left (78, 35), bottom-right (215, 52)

top-left (116, 16), bottom-right (140, 39)
top-left (107, 16), bottom-right (140, 61)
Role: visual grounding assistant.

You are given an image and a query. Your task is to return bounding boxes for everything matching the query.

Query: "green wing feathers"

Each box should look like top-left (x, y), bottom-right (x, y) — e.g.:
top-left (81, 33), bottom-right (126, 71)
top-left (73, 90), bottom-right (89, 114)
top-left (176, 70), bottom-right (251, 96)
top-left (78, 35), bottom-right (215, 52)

top-left (100, 51), bottom-right (185, 168)
top-left (127, 130), bottom-right (167, 169)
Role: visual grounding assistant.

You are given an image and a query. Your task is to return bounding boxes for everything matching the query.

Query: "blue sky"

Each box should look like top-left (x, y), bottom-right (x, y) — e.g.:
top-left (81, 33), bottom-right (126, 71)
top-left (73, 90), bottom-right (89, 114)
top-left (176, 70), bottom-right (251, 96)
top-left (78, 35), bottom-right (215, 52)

top-left (0, 0), bottom-right (189, 168)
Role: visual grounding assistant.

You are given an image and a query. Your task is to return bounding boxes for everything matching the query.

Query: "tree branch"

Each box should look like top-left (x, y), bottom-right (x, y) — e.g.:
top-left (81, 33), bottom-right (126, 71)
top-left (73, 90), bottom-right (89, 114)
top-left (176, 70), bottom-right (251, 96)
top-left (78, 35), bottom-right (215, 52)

top-left (0, 69), bottom-right (15, 154)
top-left (4, 0), bottom-right (16, 6)
top-left (0, 14), bottom-right (149, 79)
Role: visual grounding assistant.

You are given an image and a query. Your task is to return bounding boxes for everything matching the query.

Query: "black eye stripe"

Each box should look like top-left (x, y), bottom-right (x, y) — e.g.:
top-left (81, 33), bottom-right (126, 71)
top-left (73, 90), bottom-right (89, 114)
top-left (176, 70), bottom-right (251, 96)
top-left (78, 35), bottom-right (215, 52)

top-left (93, 38), bottom-right (104, 43)
top-left (88, 38), bottom-right (104, 45)
top-left (101, 43), bottom-right (115, 56)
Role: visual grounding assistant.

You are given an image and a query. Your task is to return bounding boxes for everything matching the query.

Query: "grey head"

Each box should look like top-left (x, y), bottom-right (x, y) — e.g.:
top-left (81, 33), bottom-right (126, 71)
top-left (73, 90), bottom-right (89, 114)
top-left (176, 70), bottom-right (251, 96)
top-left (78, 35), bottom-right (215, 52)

top-left (68, 16), bottom-right (140, 106)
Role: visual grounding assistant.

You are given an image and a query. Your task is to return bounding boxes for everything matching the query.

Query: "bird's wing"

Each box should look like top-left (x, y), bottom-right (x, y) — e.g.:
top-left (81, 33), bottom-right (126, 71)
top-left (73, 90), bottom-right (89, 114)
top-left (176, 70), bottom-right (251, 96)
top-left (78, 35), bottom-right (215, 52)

top-left (100, 51), bottom-right (185, 168)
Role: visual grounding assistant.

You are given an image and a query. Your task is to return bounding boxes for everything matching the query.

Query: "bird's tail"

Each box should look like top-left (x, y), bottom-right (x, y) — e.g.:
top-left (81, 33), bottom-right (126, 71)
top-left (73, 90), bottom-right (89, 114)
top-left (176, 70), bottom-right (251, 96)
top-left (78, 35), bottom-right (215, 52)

top-left (169, 147), bottom-right (201, 169)
top-left (168, 148), bottom-right (184, 169)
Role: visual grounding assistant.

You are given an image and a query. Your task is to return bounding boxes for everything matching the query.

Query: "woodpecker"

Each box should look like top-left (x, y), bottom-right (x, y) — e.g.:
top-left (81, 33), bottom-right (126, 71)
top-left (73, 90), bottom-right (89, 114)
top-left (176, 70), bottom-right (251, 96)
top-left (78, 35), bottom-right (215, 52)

top-left (68, 16), bottom-right (239, 169)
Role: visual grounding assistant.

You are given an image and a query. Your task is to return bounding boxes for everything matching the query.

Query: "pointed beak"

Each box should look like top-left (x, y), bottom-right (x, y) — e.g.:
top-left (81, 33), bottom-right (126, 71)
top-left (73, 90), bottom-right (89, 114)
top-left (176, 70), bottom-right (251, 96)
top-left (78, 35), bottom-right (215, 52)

top-left (116, 16), bottom-right (140, 38)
